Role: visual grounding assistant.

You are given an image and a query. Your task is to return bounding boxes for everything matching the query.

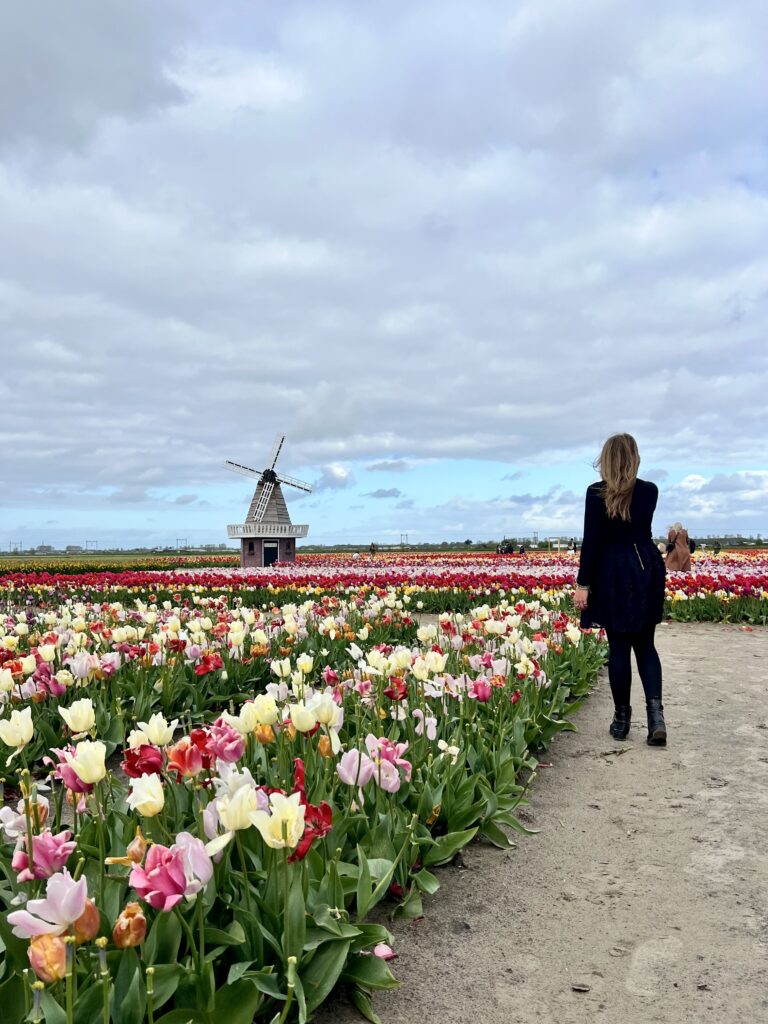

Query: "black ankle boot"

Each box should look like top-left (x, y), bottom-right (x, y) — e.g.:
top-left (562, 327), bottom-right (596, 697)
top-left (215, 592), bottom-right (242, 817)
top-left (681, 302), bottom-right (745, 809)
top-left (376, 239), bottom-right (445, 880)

top-left (646, 698), bottom-right (667, 746)
top-left (609, 705), bottom-right (632, 740)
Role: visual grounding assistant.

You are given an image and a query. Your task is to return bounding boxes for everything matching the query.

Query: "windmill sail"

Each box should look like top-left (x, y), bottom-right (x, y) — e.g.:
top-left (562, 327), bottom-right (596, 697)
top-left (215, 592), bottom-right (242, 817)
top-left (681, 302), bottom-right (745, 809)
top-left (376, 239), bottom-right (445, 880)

top-left (276, 472), bottom-right (313, 493)
top-left (224, 460), bottom-right (261, 479)
top-left (268, 434), bottom-right (285, 470)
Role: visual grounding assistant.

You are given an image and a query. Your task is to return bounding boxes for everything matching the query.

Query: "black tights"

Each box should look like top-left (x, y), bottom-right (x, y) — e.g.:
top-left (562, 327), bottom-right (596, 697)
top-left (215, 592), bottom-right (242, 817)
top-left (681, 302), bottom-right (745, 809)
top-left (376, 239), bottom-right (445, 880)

top-left (605, 626), bottom-right (662, 706)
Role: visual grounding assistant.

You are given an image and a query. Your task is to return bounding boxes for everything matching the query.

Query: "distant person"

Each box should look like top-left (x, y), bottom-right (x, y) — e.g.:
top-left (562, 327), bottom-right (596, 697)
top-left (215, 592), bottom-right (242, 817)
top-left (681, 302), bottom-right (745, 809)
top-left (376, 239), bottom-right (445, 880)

top-left (369, 542), bottom-right (377, 557)
top-left (569, 538), bottom-right (578, 553)
top-left (518, 543), bottom-right (525, 555)
top-left (713, 542), bottom-right (721, 556)
top-left (573, 433), bottom-right (667, 746)
top-left (665, 522), bottom-right (692, 571)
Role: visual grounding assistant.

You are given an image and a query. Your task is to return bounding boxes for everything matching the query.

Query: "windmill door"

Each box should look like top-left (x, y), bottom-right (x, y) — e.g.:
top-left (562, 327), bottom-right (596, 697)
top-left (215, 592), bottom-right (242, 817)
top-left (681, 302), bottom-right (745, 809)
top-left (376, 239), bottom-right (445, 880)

top-left (263, 542), bottom-right (278, 567)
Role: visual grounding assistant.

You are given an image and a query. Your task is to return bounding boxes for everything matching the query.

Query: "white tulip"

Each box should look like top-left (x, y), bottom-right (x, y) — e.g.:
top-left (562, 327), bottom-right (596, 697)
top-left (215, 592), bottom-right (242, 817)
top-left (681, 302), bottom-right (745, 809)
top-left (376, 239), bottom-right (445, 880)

top-left (127, 773), bottom-right (165, 817)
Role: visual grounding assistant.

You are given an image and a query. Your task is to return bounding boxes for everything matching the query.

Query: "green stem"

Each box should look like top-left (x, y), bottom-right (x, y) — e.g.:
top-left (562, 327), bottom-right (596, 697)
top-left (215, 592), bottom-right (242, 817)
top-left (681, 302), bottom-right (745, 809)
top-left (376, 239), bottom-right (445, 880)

top-left (277, 957), bottom-right (297, 1024)
top-left (234, 831), bottom-right (252, 915)
top-left (54, 776), bottom-right (65, 833)
top-left (174, 905), bottom-right (199, 967)
top-left (21, 771), bottom-right (36, 884)
top-left (100, 966), bottom-right (110, 1024)
top-left (65, 940), bottom-right (75, 1024)
top-left (93, 786), bottom-right (106, 906)
top-left (146, 966), bottom-right (155, 1024)
top-left (21, 969), bottom-right (32, 1014)
top-left (196, 892), bottom-right (205, 969)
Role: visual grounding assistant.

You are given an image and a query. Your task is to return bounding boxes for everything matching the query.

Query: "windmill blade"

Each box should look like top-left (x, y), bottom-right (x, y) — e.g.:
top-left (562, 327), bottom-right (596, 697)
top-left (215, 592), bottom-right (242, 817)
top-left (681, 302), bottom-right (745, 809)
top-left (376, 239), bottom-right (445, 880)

top-left (276, 472), bottom-right (313, 493)
top-left (225, 460), bottom-right (262, 480)
top-left (251, 480), bottom-right (275, 521)
top-left (268, 434), bottom-right (285, 470)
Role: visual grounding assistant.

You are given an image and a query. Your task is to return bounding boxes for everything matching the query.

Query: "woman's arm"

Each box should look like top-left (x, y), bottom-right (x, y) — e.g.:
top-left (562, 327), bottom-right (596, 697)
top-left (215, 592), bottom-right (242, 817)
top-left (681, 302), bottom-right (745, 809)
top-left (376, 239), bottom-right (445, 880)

top-left (577, 485), bottom-right (602, 589)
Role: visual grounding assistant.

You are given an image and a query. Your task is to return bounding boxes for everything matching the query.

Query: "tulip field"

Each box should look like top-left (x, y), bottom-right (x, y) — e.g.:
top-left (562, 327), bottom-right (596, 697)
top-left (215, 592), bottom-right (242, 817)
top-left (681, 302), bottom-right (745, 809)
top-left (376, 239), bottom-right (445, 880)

top-left (1, 550), bottom-right (767, 621)
top-left (0, 553), bottom-right (765, 1024)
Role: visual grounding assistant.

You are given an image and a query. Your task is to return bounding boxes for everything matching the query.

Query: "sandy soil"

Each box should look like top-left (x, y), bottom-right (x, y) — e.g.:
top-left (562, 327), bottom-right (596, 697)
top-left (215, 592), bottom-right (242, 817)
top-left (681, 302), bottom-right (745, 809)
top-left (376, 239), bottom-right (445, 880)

top-left (317, 622), bottom-right (768, 1024)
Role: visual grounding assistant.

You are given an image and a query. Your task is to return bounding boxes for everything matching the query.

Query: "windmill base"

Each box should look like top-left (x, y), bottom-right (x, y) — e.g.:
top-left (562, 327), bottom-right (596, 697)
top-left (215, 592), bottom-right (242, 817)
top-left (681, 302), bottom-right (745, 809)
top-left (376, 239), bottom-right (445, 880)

top-left (239, 536), bottom-right (296, 568)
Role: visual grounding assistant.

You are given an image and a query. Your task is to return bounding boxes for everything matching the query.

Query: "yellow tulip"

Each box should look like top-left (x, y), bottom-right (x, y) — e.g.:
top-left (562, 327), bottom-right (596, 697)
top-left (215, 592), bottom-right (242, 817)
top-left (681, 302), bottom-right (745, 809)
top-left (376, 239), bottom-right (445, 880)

top-left (0, 707), bottom-right (34, 762)
top-left (58, 699), bottom-right (96, 737)
top-left (250, 792), bottom-right (305, 850)
top-left (290, 703), bottom-right (317, 733)
top-left (64, 740), bottom-right (107, 784)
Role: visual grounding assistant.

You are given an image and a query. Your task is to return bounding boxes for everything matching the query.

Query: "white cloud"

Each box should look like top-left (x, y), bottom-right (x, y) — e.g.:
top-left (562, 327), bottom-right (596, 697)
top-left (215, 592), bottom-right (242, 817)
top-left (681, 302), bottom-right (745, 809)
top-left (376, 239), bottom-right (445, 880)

top-left (314, 464), bottom-right (354, 491)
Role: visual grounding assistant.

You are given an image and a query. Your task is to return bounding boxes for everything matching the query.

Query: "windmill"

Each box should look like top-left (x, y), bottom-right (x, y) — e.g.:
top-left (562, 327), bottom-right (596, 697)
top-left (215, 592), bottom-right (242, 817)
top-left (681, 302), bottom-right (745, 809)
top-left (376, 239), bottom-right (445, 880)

top-left (225, 434), bottom-right (312, 567)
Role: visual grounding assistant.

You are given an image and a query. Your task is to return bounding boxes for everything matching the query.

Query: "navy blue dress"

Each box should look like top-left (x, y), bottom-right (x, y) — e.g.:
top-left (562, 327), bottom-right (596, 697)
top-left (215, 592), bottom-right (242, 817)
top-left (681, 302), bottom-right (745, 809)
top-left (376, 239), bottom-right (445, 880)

top-left (577, 478), bottom-right (666, 632)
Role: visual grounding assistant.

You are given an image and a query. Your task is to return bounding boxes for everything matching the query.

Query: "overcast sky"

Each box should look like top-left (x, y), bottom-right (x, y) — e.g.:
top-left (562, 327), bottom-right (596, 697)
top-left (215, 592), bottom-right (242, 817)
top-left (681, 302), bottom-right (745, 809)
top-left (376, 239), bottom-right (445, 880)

top-left (1, 0), bottom-right (766, 549)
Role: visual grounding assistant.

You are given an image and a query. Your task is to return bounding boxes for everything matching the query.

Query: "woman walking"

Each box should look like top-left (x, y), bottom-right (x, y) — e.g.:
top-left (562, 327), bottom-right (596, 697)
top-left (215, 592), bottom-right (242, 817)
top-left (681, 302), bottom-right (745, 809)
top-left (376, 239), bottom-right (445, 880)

top-left (572, 434), bottom-right (667, 745)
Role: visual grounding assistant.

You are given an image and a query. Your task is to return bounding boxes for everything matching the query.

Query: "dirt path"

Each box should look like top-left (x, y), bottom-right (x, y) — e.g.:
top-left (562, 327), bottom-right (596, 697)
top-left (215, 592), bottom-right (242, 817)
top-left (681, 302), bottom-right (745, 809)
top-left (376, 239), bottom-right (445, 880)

top-left (318, 623), bottom-right (768, 1024)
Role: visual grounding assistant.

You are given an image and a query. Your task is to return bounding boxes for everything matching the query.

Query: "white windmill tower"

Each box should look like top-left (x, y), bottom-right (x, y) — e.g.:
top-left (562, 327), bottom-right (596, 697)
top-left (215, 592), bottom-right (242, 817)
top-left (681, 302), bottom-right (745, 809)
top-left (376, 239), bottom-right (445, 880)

top-left (225, 434), bottom-right (312, 567)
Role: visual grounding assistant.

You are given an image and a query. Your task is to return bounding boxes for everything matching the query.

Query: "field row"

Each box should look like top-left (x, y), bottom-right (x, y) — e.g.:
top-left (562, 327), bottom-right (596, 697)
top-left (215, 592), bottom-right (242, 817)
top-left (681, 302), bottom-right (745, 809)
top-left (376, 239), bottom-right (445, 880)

top-left (1, 552), bottom-right (766, 622)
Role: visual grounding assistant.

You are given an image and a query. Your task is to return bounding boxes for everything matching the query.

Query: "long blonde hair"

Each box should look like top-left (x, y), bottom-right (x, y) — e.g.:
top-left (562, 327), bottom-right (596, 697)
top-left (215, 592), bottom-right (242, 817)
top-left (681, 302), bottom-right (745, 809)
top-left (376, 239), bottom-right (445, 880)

top-left (595, 433), bottom-right (640, 520)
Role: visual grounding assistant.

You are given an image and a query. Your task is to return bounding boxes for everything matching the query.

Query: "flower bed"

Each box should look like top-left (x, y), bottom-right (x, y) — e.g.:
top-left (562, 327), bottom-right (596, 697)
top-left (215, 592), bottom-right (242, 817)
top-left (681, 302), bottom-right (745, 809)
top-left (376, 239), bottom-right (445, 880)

top-left (0, 593), bottom-right (605, 1023)
top-left (1, 552), bottom-right (766, 622)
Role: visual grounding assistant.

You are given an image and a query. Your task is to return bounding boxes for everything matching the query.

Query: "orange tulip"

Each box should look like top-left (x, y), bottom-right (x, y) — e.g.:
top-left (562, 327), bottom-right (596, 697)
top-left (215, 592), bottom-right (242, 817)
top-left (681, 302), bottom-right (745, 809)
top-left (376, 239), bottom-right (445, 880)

top-left (317, 735), bottom-right (333, 759)
top-left (28, 934), bottom-right (66, 983)
top-left (73, 898), bottom-right (100, 944)
top-left (112, 902), bottom-right (147, 948)
top-left (254, 724), bottom-right (275, 744)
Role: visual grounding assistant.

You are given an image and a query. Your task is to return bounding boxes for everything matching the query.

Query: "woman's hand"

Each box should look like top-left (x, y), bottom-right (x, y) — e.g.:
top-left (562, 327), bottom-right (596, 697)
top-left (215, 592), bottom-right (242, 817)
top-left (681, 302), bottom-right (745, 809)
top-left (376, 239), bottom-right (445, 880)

top-left (573, 585), bottom-right (589, 612)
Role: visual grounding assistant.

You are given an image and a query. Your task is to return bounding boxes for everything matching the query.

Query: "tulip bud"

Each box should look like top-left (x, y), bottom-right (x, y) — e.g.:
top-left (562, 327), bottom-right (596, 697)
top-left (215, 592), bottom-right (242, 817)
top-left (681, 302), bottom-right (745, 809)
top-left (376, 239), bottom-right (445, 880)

top-left (112, 902), bottom-right (147, 948)
top-left (317, 735), bottom-right (333, 759)
top-left (126, 827), bottom-right (148, 864)
top-left (73, 898), bottom-right (101, 944)
top-left (28, 934), bottom-right (67, 983)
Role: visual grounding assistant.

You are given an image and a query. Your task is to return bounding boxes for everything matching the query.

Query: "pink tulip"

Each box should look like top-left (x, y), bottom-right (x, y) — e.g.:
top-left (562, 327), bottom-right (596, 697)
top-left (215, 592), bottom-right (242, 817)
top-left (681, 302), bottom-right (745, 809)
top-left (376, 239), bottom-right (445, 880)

top-left (365, 734), bottom-right (412, 782)
top-left (470, 679), bottom-right (493, 703)
top-left (12, 830), bottom-right (77, 883)
top-left (0, 796), bottom-right (50, 841)
top-left (208, 718), bottom-right (245, 763)
top-left (374, 759), bottom-right (402, 793)
top-left (129, 834), bottom-right (212, 911)
top-left (33, 663), bottom-right (67, 697)
top-left (412, 709), bottom-right (438, 740)
top-left (129, 845), bottom-right (186, 912)
top-left (100, 653), bottom-right (121, 677)
top-left (336, 749), bottom-right (375, 787)
top-left (8, 870), bottom-right (87, 938)
top-left (173, 833), bottom-right (213, 896)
